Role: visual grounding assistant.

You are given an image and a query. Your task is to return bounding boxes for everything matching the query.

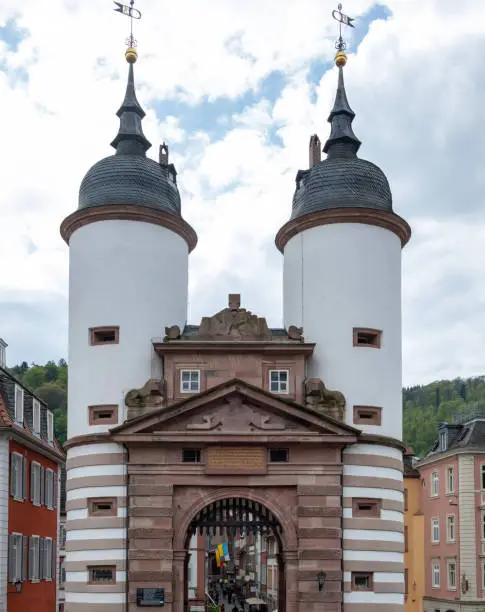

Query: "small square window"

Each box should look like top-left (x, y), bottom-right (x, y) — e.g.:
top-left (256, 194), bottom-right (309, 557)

top-left (353, 406), bottom-right (382, 426)
top-left (182, 449), bottom-right (201, 463)
top-left (353, 328), bottom-right (381, 348)
top-left (88, 497), bottom-right (117, 516)
top-left (180, 370), bottom-right (200, 393)
top-left (89, 327), bottom-right (119, 345)
top-left (88, 565), bottom-right (116, 584)
top-left (14, 385), bottom-right (24, 425)
top-left (351, 572), bottom-right (373, 591)
top-left (88, 405), bottom-right (118, 426)
top-left (269, 449), bottom-right (289, 463)
top-left (352, 498), bottom-right (381, 518)
top-left (269, 370), bottom-right (289, 394)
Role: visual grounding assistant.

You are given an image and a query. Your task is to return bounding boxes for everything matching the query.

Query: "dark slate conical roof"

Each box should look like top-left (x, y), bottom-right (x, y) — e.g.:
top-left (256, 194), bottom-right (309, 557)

top-left (290, 63), bottom-right (392, 220)
top-left (78, 58), bottom-right (181, 214)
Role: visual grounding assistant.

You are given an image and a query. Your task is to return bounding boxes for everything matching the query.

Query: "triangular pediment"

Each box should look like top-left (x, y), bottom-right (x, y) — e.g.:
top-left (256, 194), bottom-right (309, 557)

top-left (111, 379), bottom-right (359, 440)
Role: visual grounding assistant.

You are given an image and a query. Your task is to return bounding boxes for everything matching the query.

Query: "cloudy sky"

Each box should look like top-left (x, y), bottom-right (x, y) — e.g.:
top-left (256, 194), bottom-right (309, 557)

top-left (0, 0), bottom-right (484, 386)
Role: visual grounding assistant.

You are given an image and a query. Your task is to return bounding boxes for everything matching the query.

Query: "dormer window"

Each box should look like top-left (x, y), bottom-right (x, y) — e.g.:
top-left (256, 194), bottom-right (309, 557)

top-left (33, 399), bottom-right (41, 435)
top-left (47, 411), bottom-right (54, 444)
top-left (440, 430), bottom-right (448, 451)
top-left (180, 370), bottom-right (200, 393)
top-left (269, 370), bottom-right (289, 394)
top-left (14, 385), bottom-right (24, 425)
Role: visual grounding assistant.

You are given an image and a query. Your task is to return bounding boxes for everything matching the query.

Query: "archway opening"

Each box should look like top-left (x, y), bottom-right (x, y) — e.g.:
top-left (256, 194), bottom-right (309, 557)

top-left (183, 497), bottom-right (285, 612)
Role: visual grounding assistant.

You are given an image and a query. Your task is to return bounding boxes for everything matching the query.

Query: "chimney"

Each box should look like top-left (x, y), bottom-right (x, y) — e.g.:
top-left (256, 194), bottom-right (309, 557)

top-left (159, 142), bottom-right (169, 166)
top-left (309, 134), bottom-right (321, 169)
top-left (228, 294), bottom-right (241, 310)
top-left (0, 338), bottom-right (7, 368)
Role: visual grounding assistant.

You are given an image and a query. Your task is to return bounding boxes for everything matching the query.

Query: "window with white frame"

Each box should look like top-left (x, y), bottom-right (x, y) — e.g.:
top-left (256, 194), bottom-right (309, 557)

top-left (482, 513), bottom-right (485, 540)
top-left (180, 370), bottom-right (200, 393)
top-left (29, 535), bottom-right (40, 581)
top-left (30, 462), bottom-right (41, 506)
top-left (44, 468), bottom-right (56, 510)
top-left (10, 452), bottom-right (26, 501)
top-left (47, 411), bottom-right (54, 443)
top-left (14, 384), bottom-right (24, 425)
top-left (60, 525), bottom-right (66, 548)
top-left (446, 515), bottom-right (456, 542)
top-left (440, 430), bottom-right (448, 451)
top-left (482, 562), bottom-right (485, 591)
top-left (431, 471), bottom-right (439, 497)
top-left (269, 370), bottom-right (289, 394)
top-left (447, 559), bottom-right (456, 591)
top-left (33, 399), bottom-right (41, 435)
top-left (431, 518), bottom-right (440, 543)
top-left (8, 532), bottom-right (26, 583)
top-left (446, 466), bottom-right (455, 494)
top-left (432, 560), bottom-right (440, 588)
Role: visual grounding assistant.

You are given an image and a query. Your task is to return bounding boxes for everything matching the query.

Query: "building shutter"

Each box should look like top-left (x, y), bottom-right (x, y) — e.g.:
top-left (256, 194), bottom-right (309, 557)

top-left (39, 538), bottom-right (44, 580)
top-left (22, 536), bottom-right (27, 581)
top-left (53, 472), bottom-right (57, 510)
top-left (52, 540), bottom-right (56, 581)
top-left (30, 463), bottom-right (35, 502)
top-left (8, 535), bottom-right (14, 582)
top-left (29, 537), bottom-right (34, 580)
top-left (10, 455), bottom-right (17, 497)
top-left (22, 457), bottom-right (27, 501)
top-left (40, 467), bottom-right (45, 506)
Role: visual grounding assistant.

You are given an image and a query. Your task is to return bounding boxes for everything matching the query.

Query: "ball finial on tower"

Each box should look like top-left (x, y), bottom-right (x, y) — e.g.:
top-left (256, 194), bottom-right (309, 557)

top-left (335, 50), bottom-right (347, 67)
top-left (125, 47), bottom-right (138, 63)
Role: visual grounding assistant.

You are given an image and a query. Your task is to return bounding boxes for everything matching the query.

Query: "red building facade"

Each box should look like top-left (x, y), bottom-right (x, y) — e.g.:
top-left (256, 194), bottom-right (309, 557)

top-left (0, 366), bottom-right (64, 612)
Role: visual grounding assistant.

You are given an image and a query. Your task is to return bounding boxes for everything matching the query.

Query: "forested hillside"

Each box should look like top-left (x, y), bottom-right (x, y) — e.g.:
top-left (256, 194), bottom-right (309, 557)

top-left (7, 360), bottom-right (485, 455)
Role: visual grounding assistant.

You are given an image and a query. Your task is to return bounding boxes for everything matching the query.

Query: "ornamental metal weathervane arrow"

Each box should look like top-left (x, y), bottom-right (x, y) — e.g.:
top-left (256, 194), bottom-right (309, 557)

top-left (332, 3), bottom-right (355, 51)
top-left (113, 0), bottom-right (142, 48)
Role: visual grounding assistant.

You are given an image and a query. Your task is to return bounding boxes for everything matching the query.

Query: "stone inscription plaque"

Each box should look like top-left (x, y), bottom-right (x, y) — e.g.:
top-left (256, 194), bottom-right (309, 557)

top-left (206, 446), bottom-right (267, 474)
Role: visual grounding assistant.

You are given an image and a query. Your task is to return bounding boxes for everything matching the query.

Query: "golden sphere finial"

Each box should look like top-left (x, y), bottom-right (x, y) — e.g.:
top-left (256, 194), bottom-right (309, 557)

top-left (125, 47), bottom-right (138, 64)
top-left (335, 50), bottom-right (347, 67)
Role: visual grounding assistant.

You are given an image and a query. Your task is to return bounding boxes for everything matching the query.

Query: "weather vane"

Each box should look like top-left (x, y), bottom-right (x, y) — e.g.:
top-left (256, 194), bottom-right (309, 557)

top-left (114, 0), bottom-right (142, 49)
top-left (332, 3), bottom-right (355, 52)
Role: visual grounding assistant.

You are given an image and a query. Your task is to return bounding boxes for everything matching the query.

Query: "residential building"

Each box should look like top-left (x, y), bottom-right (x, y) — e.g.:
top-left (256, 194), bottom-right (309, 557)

top-left (416, 412), bottom-right (485, 611)
top-left (61, 37), bottom-right (410, 612)
top-left (404, 449), bottom-right (424, 612)
top-left (0, 358), bottom-right (64, 612)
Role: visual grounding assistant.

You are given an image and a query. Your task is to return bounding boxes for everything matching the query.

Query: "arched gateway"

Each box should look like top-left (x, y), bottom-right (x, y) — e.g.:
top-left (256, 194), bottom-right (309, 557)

top-left (183, 497), bottom-right (286, 612)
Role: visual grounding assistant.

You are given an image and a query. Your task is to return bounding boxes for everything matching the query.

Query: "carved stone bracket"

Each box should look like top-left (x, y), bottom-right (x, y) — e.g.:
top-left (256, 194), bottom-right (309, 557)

top-left (304, 378), bottom-right (345, 422)
top-left (125, 379), bottom-right (165, 421)
top-left (287, 325), bottom-right (304, 341)
top-left (164, 325), bottom-right (181, 341)
top-left (186, 416), bottom-right (222, 431)
top-left (250, 415), bottom-right (286, 431)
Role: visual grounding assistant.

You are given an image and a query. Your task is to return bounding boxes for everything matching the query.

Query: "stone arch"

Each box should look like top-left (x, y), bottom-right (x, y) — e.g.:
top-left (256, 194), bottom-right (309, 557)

top-left (174, 486), bottom-right (298, 551)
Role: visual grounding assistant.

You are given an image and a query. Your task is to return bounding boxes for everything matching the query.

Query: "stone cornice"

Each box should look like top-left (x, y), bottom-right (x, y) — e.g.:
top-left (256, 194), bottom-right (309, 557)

top-left (275, 208), bottom-right (411, 252)
top-left (153, 340), bottom-right (316, 356)
top-left (64, 432), bottom-right (111, 451)
top-left (357, 433), bottom-right (407, 453)
top-left (60, 204), bottom-right (198, 252)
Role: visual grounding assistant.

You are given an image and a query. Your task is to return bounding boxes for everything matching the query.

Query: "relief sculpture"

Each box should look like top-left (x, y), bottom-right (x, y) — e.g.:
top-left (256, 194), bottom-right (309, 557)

top-left (197, 294), bottom-right (271, 340)
top-left (304, 378), bottom-right (346, 422)
top-left (125, 378), bottom-right (165, 421)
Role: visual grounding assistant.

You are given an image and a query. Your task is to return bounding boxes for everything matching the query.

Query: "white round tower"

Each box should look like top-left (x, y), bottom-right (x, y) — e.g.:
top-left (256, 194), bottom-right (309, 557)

top-left (276, 49), bottom-right (411, 612)
top-left (61, 47), bottom-right (196, 610)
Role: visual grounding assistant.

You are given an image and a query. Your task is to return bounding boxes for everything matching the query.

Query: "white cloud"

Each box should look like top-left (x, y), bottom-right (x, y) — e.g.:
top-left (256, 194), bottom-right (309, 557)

top-left (1, 0), bottom-right (485, 388)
